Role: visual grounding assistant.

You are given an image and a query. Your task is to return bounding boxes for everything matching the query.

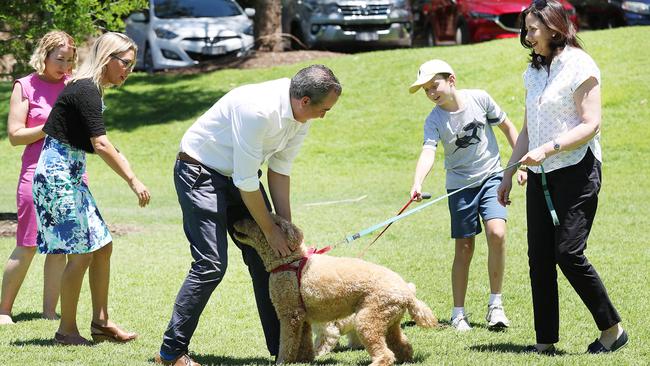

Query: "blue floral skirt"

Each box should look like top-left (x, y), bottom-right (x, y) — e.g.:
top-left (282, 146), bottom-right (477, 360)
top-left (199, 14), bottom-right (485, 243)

top-left (33, 136), bottom-right (112, 254)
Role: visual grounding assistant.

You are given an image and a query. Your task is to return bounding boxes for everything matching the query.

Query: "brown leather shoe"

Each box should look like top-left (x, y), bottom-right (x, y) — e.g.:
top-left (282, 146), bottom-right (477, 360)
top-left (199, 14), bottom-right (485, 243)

top-left (54, 332), bottom-right (92, 346)
top-left (154, 353), bottom-right (201, 366)
top-left (90, 321), bottom-right (137, 343)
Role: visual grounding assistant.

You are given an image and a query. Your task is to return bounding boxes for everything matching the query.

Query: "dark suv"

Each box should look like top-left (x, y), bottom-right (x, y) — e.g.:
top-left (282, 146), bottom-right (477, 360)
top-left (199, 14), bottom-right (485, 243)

top-left (282, 0), bottom-right (414, 49)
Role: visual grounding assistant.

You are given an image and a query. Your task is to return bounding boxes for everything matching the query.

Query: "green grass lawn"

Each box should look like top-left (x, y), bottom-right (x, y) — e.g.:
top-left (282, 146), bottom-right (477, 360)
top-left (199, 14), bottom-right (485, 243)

top-left (1, 26), bottom-right (649, 365)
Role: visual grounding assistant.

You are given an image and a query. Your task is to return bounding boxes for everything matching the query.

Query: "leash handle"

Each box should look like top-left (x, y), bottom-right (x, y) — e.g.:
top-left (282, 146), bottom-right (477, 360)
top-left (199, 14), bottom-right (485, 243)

top-left (357, 194), bottom-right (417, 258)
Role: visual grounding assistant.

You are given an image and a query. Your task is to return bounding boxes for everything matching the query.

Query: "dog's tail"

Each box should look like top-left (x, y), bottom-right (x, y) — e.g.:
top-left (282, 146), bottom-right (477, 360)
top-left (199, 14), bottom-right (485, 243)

top-left (407, 298), bottom-right (438, 328)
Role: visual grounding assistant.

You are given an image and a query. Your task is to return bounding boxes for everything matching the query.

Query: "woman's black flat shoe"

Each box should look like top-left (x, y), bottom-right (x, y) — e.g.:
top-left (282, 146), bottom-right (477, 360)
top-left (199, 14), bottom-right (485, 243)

top-left (587, 330), bottom-right (628, 354)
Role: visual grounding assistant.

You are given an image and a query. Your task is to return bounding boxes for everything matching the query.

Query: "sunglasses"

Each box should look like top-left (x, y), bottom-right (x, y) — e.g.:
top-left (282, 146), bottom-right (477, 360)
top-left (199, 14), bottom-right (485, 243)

top-left (532, 0), bottom-right (547, 9)
top-left (110, 54), bottom-right (134, 71)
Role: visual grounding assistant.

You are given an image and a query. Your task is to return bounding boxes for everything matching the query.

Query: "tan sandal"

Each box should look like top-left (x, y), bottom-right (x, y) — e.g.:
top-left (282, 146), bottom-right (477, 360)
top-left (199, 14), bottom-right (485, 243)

top-left (90, 321), bottom-right (137, 343)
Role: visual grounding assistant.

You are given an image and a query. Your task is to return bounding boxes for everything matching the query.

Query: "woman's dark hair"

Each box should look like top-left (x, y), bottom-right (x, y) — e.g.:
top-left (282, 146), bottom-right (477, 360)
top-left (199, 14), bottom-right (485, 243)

top-left (519, 0), bottom-right (581, 69)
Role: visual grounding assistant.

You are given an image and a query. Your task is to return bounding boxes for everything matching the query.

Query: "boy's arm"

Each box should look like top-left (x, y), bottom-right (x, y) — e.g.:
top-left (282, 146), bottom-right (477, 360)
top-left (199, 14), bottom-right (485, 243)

top-left (496, 117), bottom-right (519, 149)
top-left (411, 148), bottom-right (436, 201)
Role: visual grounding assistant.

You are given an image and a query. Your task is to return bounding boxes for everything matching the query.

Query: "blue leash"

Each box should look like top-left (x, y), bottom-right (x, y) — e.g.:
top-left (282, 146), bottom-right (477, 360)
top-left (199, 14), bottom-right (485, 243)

top-left (344, 162), bottom-right (523, 244)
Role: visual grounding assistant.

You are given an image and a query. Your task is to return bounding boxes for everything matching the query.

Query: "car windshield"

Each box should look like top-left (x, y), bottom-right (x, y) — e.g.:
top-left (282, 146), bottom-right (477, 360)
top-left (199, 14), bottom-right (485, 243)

top-left (154, 0), bottom-right (242, 18)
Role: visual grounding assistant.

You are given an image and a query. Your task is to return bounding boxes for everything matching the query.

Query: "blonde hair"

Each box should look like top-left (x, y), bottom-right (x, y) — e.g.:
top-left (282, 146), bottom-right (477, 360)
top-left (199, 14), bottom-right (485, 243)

top-left (28, 30), bottom-right (77, 75)
top-left (71, 32), bottom-right (137, 93)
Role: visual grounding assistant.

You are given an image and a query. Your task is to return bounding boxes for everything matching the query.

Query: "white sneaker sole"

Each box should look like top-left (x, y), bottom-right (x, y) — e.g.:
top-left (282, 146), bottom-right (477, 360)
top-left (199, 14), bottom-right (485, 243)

top-left (487, 321), bottom-right (509, 329)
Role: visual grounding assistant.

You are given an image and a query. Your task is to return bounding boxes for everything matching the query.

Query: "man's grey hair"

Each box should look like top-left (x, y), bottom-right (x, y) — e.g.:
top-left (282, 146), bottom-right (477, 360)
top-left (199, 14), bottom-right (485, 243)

top-left (290, 64), bottom-right (342, 105)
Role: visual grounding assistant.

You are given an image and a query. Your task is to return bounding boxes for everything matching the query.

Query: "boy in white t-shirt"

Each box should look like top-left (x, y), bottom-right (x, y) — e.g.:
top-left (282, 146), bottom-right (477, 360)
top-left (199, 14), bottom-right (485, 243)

top-left (408, 59), bottom-right (525, 331)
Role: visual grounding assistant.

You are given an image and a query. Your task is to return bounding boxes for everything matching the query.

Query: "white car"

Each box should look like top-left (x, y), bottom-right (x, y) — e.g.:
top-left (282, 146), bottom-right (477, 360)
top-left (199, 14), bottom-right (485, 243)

top-left (125, 0), bottom-right (255, 71)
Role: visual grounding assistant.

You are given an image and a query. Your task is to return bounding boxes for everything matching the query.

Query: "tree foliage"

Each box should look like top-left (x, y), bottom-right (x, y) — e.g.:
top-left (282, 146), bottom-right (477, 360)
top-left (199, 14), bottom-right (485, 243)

top-left (0, 0), bottom-right (147, 80)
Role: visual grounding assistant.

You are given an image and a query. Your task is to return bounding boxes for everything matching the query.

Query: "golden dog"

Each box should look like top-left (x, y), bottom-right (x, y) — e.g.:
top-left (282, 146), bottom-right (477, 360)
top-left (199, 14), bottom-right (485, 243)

top-left (233, 215), bottom-right (437, 366)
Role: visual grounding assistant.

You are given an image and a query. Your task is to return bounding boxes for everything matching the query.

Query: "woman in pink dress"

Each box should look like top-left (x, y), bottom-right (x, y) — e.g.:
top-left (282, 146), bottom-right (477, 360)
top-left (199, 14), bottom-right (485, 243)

top-left (0, 31), bottom-right (77, 325)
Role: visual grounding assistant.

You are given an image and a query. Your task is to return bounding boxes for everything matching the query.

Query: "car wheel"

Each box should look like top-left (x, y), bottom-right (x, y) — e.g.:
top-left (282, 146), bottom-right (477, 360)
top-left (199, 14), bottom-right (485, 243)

top-left (455, 21), bottom-right (469, 45)
top-left (143, 44), bottom-right (154, 74)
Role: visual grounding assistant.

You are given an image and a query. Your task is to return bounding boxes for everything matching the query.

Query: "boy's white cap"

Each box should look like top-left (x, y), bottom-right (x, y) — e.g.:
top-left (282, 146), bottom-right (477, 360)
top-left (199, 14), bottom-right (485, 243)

top-left (408, 59), bottom-right (454, 94)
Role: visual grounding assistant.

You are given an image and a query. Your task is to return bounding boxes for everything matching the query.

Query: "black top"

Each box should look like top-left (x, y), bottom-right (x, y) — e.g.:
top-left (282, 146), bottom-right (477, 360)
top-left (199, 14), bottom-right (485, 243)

top-left (44, 78), bottom-right (107, 153)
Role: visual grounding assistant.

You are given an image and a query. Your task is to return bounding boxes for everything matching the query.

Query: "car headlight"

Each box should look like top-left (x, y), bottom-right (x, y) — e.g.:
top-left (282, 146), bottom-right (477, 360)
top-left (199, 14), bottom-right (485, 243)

top-left (469, 12), bottom-right (497, 20)
top-left (154, 28), bottom-right (178, 39)
top-left (243, 24), bottom-right (254, 36)
top-left (622, 1), bottom-right (650, 14)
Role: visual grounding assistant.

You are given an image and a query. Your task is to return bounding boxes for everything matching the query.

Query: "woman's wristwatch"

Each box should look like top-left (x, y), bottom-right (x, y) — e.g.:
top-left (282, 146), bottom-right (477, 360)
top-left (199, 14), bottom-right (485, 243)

top-left (552, 139), bottom-right (561, 152)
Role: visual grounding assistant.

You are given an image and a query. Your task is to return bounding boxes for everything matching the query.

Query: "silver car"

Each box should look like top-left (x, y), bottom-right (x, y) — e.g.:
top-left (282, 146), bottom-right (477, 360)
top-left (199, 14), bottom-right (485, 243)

top-left (282, 0), bottom-right (414, 49)
top-left (125, 0), bottom-right (255, 71)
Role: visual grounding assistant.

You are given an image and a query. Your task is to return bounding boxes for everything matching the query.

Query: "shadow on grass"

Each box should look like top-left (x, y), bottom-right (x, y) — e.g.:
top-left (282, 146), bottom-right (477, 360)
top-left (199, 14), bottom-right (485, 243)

top-left (102, 80), bottom-right (226, 132)
top-left (469, 342), bottom-right (567, 356)
top-left (11, 311), bottom-right (44, 323)
top-left (10, 338), bottom-right (57, 347)
top-left (438, 318), bottom-right (489, 330)
top-left (159, 354), bottom-right (273, 365)
top-left (315, 353), bottom-right (428, 365)
top-left (179, 348), bottom-right (428, 365)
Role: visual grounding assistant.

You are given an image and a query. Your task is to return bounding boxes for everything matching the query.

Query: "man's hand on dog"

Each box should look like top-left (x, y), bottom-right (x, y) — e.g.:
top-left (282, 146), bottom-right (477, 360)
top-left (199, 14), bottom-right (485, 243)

top-left (265, 224), bottom-right (292, 257)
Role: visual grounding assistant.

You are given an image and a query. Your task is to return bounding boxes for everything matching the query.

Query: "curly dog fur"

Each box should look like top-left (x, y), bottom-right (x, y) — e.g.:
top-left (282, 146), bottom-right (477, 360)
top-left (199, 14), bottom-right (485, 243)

top-left (313, 313), bottom-right (362, 356)
top-left (233, 215), bottom-right (438, 366)
top-left (313, 282), bottom-right (418, 357)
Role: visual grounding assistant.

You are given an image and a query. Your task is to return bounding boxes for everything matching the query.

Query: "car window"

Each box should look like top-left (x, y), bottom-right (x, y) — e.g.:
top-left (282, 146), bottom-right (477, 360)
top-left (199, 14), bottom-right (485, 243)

top-left (154, 0), bottom-right (242, 18)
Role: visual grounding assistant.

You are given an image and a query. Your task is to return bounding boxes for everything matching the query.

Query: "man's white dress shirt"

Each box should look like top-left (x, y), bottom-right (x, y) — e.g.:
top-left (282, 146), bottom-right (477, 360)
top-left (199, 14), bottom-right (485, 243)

top-left (180, 78), bottom-right (310, 191)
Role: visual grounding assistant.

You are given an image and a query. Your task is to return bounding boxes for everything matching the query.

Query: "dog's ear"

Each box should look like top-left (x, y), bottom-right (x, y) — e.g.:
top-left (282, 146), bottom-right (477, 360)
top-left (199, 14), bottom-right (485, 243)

top-left (272, 214), bottom-right (304, 250)
top-left (232, 218), bottom-right (263, 246)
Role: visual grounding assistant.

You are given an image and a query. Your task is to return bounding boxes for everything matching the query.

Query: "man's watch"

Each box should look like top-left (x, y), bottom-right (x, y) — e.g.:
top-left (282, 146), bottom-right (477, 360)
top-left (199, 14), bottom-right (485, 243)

top-left (552, 139), bottom-right (561, 152)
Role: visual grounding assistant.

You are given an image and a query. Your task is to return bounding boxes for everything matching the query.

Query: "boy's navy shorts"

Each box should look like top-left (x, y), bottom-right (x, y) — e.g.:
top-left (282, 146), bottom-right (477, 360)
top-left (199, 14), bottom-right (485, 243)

top-left (447, 174), bottom-right (507, 239)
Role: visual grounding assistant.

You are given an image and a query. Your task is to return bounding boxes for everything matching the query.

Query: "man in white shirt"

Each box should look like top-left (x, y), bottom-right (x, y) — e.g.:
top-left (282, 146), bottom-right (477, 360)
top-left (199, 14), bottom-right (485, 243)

top-left (156, 65), bottom-right (341, 366)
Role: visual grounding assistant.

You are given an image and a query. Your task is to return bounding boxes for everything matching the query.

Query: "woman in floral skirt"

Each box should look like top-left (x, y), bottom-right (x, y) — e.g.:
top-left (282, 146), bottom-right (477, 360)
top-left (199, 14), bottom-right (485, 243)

top-left (33, 32), bottom-right (150, 346)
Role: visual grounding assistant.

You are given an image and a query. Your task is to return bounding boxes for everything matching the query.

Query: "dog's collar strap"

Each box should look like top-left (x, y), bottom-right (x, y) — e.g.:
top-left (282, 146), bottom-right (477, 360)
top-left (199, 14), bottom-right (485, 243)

top-left (271, 246), bottom-right (331, 308)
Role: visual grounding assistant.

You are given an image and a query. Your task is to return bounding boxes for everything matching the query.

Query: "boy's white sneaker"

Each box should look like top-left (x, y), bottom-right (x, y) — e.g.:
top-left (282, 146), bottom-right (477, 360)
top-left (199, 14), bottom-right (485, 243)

top-left (450, 314), bottom-right (472, 331)
top-left (486, 305), bottom-right (510, 329)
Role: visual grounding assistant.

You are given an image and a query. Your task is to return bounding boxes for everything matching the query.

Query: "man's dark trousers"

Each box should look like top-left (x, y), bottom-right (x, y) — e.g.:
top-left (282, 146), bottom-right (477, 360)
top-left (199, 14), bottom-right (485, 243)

top-left (160, 159), bottom-right (280, 357)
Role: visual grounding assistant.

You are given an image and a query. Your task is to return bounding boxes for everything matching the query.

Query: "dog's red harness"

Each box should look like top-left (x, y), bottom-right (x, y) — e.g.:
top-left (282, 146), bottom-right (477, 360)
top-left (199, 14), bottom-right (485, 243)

top-left (271, 246), bottom-right (331, 308)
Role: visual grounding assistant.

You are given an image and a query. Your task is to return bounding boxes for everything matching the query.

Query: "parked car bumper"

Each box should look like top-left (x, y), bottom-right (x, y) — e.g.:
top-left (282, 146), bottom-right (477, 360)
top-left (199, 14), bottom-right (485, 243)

top-left (299, 6), bottom-right (413, 48)
top-left (467, 10), bottom-right (577, 43)
top-left (306, 22), bottom-right (412, 47)
top-left (468, 18), bottom-right (518, 42)
top-left (622, 0), bottom-right (650, 24)
top-left (150, 34), bottom-right (254, 70)
top-left (625, 12), bottom-right (650, 24)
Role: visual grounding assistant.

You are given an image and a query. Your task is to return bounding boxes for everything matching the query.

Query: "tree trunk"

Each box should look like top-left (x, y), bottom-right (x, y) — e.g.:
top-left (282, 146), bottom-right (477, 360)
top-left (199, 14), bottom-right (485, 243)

top-left (255, 0), bottom-right (283, 52)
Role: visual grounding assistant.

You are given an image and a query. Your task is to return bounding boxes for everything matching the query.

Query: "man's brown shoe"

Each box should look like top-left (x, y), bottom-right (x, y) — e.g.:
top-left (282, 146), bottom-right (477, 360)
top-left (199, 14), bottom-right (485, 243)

top-left (154, 353), bottom-right (201, 366)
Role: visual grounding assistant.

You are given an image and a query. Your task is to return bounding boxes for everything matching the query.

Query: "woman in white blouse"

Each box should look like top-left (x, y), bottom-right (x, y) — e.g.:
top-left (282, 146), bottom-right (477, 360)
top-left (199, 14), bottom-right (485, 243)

top-left (497, 0), bottom-right (627, 355)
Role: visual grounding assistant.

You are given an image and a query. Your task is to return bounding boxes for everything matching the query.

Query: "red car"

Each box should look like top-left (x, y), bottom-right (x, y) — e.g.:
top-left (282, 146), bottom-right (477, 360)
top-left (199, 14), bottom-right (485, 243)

top-left (415, 0), bottom-right (579, 45)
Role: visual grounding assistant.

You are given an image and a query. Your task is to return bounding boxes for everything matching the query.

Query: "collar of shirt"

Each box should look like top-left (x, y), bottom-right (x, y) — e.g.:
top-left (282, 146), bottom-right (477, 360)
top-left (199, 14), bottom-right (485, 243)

top-left (279, 82), bottom-right (298, 123)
